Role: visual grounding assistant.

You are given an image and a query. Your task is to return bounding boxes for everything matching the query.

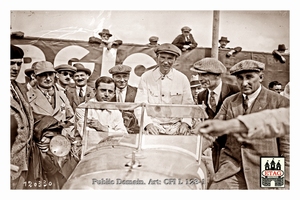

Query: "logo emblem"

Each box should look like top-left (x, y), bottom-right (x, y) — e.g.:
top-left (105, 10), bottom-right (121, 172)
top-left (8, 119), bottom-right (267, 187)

top-left (261, 157), bottom-right (285, 188)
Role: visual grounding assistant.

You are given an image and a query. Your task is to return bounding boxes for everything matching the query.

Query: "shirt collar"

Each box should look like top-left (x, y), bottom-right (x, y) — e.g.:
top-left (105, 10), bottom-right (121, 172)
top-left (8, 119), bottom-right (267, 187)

top-left (243, 84), bottom-right (262, 101)
top-left (76, 85), bottom-right (87, 92)
top-left (117, 86), bottom-right (127, 93)
top-left (56, 83), bottom-right (65, 91)
top-left (153, 67), bottom-right (174, 81)
top-left (210, 81), bottom-right (222, 96)
top-left (89, 97), bottom-right (111, 113)
top-left (37, 85), bottom-right (54, 93)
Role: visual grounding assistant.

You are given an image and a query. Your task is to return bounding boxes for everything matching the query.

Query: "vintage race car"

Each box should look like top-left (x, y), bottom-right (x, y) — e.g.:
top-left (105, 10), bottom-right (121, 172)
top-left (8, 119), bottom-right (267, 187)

top-left (61, 102), bottom-right (210, 190)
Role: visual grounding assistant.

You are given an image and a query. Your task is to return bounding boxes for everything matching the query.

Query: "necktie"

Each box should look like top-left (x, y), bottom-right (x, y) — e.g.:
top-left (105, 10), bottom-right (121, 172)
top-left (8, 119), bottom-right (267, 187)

top-left (210, 91), bottom-right (217, 113)
top-left (243, 95), bottom-right (249, 113)
top-left (79, 87), bottom-right (84, 98)
top-left (118, 89), bottom-right (123, 102)
top-left (43, 88), bottom-right (54, 104)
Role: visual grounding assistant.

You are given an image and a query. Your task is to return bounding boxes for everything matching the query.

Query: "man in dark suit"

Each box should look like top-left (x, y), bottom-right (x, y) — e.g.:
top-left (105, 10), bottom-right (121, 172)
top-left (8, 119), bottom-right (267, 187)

top-left (190, 58), bottom-right (239, 175)
top-left (204, 60), bottom-right (289, 189)
top-left (172, 26), bottom-right (198, 52)
top-left (10, 44), bottom-right (34, 189)
top-left (66, 63), bottom-right (95, 112)
top-left (109, 64), bottom-right (139, 133)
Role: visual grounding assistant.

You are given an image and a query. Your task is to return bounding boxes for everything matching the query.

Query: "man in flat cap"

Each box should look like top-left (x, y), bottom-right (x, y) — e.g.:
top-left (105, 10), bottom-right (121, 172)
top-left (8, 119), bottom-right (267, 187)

top-left (10, 44), bottom-right (34, 189)
top-left (109, 64), bottom-right (139, 133)
top-left (54, 64), bottom-right (77, 93)
top-left (109, 64), bottom-right (137, 103)
top-left (26, 61), bottom-right (77, 189)
top-left (172, 26), bottom-right (198, 52)
top-left (190, 58), bottom-right (239, 175)
top-left (147, 36), bottom-right (159, 47)
top-left (197, 59), bottom-right (289, 189)
top-left (66, 63), bottom-right (95, 112)
top-left (134, 43), bottom-right (194, 135)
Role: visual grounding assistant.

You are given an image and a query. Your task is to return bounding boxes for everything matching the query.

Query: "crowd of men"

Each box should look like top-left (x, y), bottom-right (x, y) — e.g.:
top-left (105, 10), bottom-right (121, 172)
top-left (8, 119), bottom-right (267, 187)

top-left (11, 28), bottom-right (290, 190)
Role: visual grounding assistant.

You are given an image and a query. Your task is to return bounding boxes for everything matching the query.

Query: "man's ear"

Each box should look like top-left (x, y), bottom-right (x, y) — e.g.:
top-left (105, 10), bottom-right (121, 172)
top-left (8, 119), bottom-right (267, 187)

top-left (259, 73), bottom-right (264, 82)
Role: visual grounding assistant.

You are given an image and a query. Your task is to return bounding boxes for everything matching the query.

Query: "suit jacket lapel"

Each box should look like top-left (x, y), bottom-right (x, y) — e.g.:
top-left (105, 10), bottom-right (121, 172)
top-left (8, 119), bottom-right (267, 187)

top-left (219, 83), bottom-right (230, 104)
top-left (250, 86), bottom-right (268, 113)
top-left (33, 89), bottom-right (54, 115)
top-left (69, 87), bottom-right (80, 107)
top-left (52, 89), bottom-right (63, 115)
top-left (231, 93), bottom-right (244, 117)
top-left (85, 86), bottom-right (94, 100)
top-left (125, 85), bottom-right (135, 102)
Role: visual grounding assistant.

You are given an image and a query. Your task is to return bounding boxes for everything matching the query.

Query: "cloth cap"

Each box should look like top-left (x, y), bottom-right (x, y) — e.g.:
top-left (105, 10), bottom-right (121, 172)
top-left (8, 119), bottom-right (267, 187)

top-left (34, 61), bottom-right (56, 76)
top-left (190, 80), bottom-right (201, 88)
top-left (24, 62), bottom-right (38, 77)
top-left (190, 75), bottom-right (201, 87)
top-left (98, 29), bottom-right (112, 37)
top-left (219, 36), bottom-right (230, 43)
top-left (11, 45), bottom-right (24, 59)
top-left (277, 44), bottom-right (287, 51)
top-left (88, 36), bottom-right (102, 44)
top-left (190, 58), bottom-right (227, 74)
top-left (109, 64), bottom-right (132, 75)
top-left (154, 43), bottom-right (181, 57)
top-left (230, 60), bottom-right (265, 75)
top-left (181, 26), bottom-right (192, 32)
top-left (73, 63), bottom-right (91, 75)
top-left (149, 36), bottom-right (159, 42)
top-left (55, 64), bottom-right (77, 73)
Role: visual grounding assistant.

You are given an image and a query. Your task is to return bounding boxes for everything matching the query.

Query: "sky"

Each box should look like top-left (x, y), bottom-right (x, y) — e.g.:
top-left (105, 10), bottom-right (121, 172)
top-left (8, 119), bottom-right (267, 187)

top-left (10, 10), bottom-right (290, 53)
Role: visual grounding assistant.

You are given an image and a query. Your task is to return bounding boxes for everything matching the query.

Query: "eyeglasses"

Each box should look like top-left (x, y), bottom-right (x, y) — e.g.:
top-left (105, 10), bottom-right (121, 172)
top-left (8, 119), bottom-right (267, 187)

top-left (60, 71), bottom-right (74, 77)
top-left (11, 61), bottom-right (22, 66)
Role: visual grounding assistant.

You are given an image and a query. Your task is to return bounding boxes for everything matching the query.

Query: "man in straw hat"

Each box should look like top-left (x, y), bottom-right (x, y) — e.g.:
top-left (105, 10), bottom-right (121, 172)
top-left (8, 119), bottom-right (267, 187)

top-left (109, 64), bottom-right (139, 134)
top-left (195, 59), bottom-right (289, 189)
top-left (172, 26), bottom-right (198, 52)
top-left (134, 43), bottom-right (194, 135)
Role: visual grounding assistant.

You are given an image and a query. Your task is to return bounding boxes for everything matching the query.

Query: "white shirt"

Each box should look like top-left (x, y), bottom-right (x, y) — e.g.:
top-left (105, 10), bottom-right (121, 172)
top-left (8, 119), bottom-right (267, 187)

top-left (208, 81), bottom-right (222, 109)
top-left (242, 84), bottom-right (262, 108)
top-left (76, 98), bottom-right (128, 137)
top-left (116, 87), bottom-right (127, 103)
top-left (134, 67), bottom-right (194, 128)
top-left (76, 85), bottom-right (87, 97)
